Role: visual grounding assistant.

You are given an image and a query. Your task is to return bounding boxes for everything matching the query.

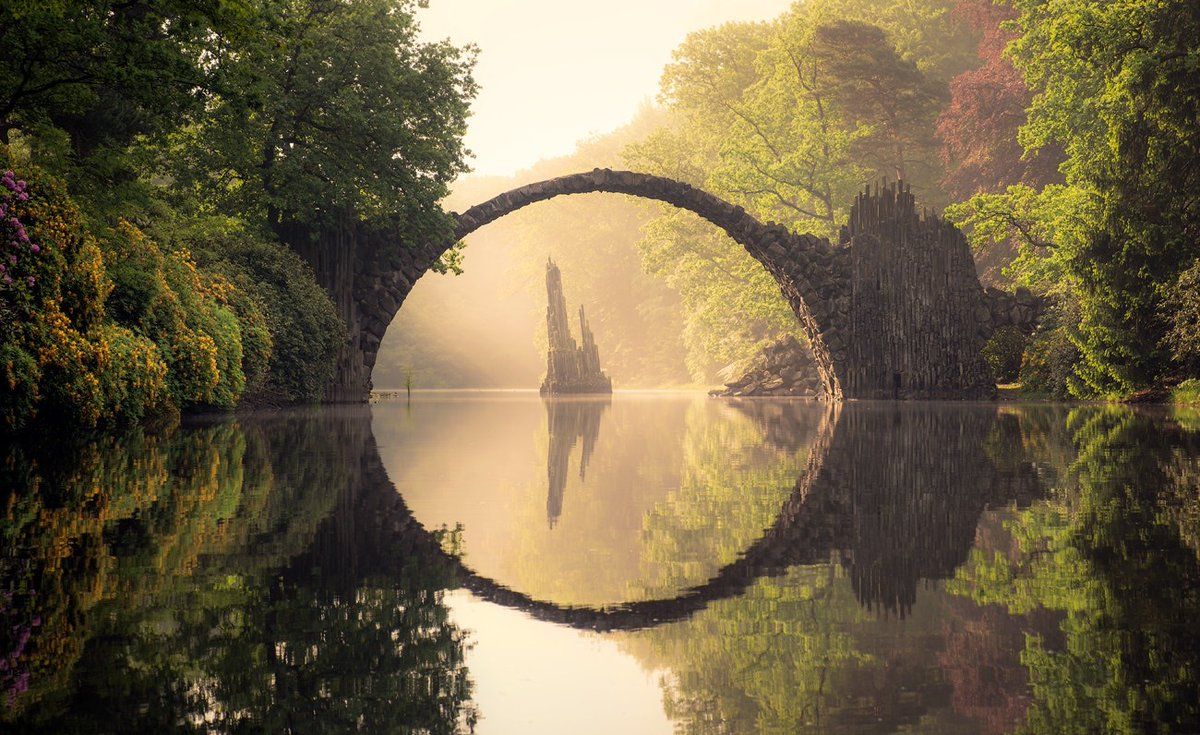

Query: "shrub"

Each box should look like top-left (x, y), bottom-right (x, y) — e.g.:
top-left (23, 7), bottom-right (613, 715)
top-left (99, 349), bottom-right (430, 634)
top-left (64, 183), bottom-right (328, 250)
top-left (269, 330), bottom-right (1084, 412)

top-left (102, 222), bottom-right (249, 410)
top-left (0, 152), bottom-right (287, 429)
top-left (1020, 326), bottom-right (1079, 399)
top-left (1164, 259), bottom-right (1200, 376)
top-left (92, 323), bottom-right (168, 424)
top-left (0, 342), bottom-right (39, 430)
top-left (164, 219), bottom-right (342, 404)
top-left (983, 326), bottom-right (1027, 384)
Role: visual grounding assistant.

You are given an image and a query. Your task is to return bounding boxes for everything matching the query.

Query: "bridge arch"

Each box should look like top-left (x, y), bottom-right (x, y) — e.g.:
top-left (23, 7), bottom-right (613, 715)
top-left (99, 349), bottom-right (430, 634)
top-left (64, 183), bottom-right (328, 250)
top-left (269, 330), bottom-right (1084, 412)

top-left (349, 170), bottom-right (996, 402)
top-left (359, 169), bottom-right (843, 399)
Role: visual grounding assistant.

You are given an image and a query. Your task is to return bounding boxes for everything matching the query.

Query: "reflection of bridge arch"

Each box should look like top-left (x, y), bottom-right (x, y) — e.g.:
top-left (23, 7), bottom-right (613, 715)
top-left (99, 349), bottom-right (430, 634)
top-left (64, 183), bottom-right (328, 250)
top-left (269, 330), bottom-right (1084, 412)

top-left (313, 402), bottom-right (1045, 631)
top-left (347, 170), bottom-right (998, 402)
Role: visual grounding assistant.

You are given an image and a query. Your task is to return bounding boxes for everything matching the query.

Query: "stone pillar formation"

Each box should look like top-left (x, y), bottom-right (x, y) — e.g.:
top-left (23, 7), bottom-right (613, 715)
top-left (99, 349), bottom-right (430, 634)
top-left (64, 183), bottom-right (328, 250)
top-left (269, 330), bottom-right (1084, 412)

top-left (540, 259), bottom-right (613, 395)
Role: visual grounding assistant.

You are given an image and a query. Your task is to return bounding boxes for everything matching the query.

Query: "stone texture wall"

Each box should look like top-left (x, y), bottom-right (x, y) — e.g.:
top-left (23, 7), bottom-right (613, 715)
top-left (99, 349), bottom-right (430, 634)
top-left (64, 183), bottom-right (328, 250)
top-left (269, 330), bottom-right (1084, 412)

top-left (339, 169), bottom-right (1023, 402)
top-left (984, 286), bottom-right (1047, 334)
top-left (835, 183), bottom-right (995, 399)
top-left (712, 336), bottom-right (825, 398)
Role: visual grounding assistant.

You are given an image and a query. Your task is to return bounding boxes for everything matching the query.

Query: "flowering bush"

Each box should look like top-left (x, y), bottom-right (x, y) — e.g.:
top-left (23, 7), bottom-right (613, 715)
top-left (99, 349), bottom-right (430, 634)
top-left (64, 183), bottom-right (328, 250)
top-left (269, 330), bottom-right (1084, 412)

top-left (0, 171), bottom-right (35, 293)
top-left (0, 154), bottom-right (269, 428)
top-left (102, 223), bottom-right (247, 410)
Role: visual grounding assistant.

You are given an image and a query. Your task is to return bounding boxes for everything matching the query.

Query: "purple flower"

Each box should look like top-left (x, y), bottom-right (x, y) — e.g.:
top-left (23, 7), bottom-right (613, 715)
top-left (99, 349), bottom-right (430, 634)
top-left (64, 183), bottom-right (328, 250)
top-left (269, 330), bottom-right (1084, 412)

top-left (8, 255), bottom-right (15, 266)
top-left (26, 276), bottom-right (34, 287)
top-left (16, 193), bottom-right (27, 202)
top-left (30, 244), bottom-right (39, 254)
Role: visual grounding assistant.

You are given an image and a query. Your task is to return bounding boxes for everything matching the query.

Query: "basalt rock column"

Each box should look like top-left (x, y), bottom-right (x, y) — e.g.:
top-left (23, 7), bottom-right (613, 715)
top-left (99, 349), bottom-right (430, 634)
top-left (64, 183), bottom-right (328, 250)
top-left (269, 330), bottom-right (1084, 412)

top-left (540, 259), bottom-right (612, 395)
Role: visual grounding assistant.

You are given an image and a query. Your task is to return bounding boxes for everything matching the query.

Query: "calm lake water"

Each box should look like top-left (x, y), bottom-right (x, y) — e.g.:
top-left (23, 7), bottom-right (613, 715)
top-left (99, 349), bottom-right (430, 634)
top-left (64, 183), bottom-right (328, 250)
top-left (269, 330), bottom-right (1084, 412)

top-left (2, 393), bottom-right (1199, 733)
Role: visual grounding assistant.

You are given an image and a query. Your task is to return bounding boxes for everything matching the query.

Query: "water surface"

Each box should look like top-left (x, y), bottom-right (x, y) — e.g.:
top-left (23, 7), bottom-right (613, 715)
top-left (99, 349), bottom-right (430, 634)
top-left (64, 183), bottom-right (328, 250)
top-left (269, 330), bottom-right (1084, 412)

top-left (2, 393), bottom-right (1199, 733)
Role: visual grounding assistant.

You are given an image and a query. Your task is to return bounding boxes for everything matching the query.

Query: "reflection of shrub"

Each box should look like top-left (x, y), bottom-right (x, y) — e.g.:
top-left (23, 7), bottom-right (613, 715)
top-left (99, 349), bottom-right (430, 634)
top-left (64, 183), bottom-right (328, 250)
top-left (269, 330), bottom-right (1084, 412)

top-left (983, 326), bottom-right (1027, 384)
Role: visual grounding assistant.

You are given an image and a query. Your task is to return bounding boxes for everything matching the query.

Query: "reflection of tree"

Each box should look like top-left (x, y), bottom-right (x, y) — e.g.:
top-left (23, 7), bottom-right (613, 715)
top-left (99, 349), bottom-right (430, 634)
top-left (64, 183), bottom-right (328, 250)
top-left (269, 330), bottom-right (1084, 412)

top-left (0, 411), bottom-right (477, 733)
top-left (544, 397), bottom-right (609, 527)
top-left (634, 401), bottom-right (813, 599)
top-left (622, 402), bottom-right (1058, 734)
top-left (949, 408), bottom-right (1200, 734)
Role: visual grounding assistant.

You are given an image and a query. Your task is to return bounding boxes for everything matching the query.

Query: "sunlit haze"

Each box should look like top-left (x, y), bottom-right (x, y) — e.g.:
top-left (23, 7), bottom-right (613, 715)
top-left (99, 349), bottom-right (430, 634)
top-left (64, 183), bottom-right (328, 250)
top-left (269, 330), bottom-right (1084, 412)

top-left (418, 0), bottom-right (793, 177)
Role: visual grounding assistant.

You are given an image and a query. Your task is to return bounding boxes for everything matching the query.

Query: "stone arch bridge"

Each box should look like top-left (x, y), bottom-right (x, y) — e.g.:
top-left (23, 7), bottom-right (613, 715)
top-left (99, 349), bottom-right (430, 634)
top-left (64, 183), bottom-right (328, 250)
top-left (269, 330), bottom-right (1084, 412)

top-left (327, 169), bottom-right (1028, 401)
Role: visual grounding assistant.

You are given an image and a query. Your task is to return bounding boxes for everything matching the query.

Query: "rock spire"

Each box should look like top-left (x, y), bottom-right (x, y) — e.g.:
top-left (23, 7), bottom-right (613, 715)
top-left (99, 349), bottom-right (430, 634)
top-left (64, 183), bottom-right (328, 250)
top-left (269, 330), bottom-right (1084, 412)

top-left (540, 259), bottom-right (612, 395)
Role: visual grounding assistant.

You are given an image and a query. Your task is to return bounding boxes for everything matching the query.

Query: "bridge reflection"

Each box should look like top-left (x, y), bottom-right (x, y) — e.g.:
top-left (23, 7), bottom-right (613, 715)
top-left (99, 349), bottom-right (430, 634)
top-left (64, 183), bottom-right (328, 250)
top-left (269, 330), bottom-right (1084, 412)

top-left (294, 400), bottom-right (1047, 629)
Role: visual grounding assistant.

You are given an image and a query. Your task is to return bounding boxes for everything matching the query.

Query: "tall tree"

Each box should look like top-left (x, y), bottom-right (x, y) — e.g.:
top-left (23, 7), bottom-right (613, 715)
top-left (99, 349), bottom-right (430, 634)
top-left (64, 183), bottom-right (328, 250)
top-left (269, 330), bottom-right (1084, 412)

top-left (809, 20), bottom-right (947, 188)
top-left (951, 0), bottom-right (1200, 395)
top-left (178, 0), bottom-right (476, 241)
top-left (936, 0), bottom-right (1062, 200)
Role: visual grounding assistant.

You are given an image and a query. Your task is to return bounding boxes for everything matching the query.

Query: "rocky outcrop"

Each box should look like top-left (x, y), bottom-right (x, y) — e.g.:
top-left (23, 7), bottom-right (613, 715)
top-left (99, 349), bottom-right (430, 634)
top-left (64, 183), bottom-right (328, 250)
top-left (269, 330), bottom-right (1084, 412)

top-left (711, 336), bottom-right (824, 398)
top-left (540, 259), bottom-right (612, 395)
top-left (984, 286), bottom-right (1046, 335)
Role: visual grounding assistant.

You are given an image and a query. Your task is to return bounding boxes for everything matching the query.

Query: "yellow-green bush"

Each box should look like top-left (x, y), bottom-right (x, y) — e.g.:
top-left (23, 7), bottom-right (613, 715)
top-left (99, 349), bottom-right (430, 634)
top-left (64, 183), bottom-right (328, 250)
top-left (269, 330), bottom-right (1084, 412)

top-left (0, 153), bottom-right (272, 429)
top-left (101, 223), bottom-right (252, 410)
top-left (148, 216), bottom-right (341, 405)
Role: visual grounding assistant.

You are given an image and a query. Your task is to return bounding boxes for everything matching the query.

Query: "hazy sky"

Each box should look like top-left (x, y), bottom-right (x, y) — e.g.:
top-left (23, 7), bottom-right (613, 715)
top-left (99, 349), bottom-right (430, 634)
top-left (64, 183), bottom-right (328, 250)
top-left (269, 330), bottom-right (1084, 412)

top-left (418, 0), bottom-right (794, 177)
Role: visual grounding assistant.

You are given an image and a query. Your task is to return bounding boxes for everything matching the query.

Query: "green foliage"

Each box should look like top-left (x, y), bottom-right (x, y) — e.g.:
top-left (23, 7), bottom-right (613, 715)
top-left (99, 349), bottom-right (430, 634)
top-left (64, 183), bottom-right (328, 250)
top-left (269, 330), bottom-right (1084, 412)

top-left (950, 0), bottom-right (1200, 396)
top-left (983, 325), bottom-right (1026, 384)
top-left (1163, 259), bottom-right (1200, 376)
top-left (1020, 331), bottom-right (1081, 401)
top-left (0, 155), bottom-right (289, 429)
top-left (0, 414), bottom-right (476, 730)
top-left (624, 0), bottom-right (969, 381)
top-left (173, 0), bottom-right (476, 239)
top-left (0, 342), bottom-right (39, 430)
top-left (3, 0), bottom-right (476, 416)
top-left (102, 222), bottom-right (247, 410)
top-left (949, 408), bottom-right (1200, 734)
top-left (1170, 379), bottom-right (1200, 407)
top-left (172, 218), bottom-right (343, 404)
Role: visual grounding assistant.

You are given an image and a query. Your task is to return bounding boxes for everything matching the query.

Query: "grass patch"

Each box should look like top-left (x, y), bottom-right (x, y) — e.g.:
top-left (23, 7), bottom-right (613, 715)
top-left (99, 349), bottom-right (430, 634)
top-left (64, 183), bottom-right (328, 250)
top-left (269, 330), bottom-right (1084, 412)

top-left (1171, 379), bottom-right (1200, 405)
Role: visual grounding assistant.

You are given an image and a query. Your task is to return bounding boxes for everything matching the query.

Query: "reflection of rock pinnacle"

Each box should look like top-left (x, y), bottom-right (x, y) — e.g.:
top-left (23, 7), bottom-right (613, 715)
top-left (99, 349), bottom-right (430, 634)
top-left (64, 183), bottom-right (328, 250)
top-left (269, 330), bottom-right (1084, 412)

top-left (545, 397), bottom-right (609, 528)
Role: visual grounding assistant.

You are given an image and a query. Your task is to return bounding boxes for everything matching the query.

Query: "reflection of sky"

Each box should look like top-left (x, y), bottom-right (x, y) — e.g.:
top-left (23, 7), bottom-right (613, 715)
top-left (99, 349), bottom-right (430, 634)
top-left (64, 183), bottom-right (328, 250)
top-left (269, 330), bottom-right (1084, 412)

top-left (373, 392), bottom-right (809, 605)
top-left (448, 591), bottom-right (673, 734)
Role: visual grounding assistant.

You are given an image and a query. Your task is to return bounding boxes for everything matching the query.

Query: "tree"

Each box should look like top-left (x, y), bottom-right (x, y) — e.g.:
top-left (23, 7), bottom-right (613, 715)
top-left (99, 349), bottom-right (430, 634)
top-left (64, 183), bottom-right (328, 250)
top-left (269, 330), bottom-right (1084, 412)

top-left (623, 1), bottom-right (964, 381)
top-left (936, 0), bottom-right (1062, 201)
top-left (809, 20), bottom-right (947, 190)
top-left (1010, 0), bottom-right (1200, 394)
top-left (0, 1), bottom-right (223, 149)
top-left (177, 0), bottom-right (476, 241)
